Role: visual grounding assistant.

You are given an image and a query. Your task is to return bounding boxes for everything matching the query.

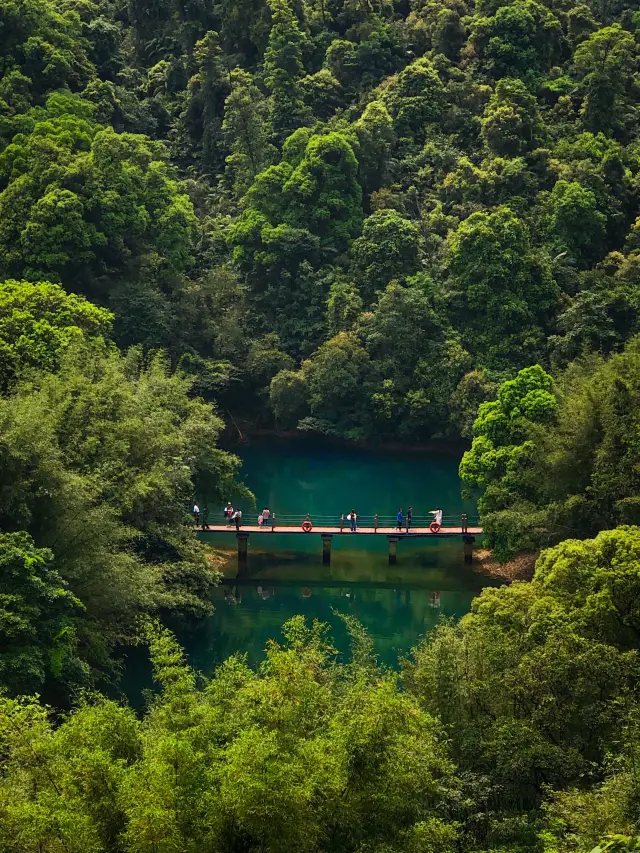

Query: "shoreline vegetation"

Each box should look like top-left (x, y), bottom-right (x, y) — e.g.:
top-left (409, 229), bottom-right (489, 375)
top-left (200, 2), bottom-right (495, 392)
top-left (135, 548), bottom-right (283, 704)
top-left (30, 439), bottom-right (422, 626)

top-left (222, 420), bottom-right (473, 456)
top-left (6, 528), bottom-right (640, 852)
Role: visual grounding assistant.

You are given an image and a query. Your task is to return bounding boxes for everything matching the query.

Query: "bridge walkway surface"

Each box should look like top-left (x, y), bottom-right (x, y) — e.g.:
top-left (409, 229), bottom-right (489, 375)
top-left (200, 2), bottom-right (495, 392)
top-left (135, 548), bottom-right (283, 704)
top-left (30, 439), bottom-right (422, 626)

top-left (198, 516), bottom-right (482, 565)
top-left (202, 525), bottom-right (482, 536)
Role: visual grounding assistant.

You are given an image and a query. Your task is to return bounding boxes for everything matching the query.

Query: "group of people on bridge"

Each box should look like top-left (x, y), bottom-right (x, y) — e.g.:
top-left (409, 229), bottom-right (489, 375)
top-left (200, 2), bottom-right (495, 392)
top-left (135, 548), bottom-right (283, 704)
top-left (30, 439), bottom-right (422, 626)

top-left (192, 502), bottom-right (468, 534)
top-left (193, 502), bottom-right (273, 530)
top-left (399, 506), bottom-right (442, 531)
top-left (343, 507), bottom-right (444, 533)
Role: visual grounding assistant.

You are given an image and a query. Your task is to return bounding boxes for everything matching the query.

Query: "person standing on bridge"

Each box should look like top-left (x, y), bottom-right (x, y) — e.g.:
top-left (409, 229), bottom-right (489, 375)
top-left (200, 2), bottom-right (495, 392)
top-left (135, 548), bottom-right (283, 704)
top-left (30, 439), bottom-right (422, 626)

top-left (224, 502), bottom-right (233, 524)
top-left (262, 507), bottom-right (270, 525)
top-left (233, 508), bottom-right (242, 530)
top-left (350, 509), bottom-right (357, 532)
top-left (397, 508), bottom-right (403, 531)
top-left (407, 505), bottom-right (413, 531)
top-left (193, 503), bottom-right (200, 525)
top-left (429, 507), bottom-right (443, 527)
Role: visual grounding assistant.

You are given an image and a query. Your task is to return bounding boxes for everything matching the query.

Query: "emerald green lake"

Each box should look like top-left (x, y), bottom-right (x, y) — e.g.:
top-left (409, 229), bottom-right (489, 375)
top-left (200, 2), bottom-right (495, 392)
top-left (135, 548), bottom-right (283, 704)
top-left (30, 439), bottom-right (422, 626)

top-left (120, 438), bottom-right (498, 700)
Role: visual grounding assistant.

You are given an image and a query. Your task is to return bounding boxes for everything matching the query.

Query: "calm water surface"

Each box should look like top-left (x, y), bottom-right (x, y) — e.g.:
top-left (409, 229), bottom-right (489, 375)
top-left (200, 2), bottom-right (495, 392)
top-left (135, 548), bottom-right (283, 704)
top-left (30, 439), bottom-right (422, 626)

top-left (121, 438), bottom-right (498, 700)
top-left (227, 437), bottom-right (476, 523)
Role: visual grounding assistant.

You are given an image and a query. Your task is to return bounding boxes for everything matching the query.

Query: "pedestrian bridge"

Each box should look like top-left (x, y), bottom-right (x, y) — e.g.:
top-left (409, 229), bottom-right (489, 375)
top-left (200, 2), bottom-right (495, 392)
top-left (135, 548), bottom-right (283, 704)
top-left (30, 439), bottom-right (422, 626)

top-left (198, 514), bottom-right (482, 565)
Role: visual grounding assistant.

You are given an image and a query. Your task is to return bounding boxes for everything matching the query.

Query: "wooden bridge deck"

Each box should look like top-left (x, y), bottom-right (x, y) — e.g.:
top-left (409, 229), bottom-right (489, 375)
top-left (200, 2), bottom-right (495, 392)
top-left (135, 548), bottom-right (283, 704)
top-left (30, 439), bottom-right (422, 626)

top-left (201, 525), bottom-right (482, 536)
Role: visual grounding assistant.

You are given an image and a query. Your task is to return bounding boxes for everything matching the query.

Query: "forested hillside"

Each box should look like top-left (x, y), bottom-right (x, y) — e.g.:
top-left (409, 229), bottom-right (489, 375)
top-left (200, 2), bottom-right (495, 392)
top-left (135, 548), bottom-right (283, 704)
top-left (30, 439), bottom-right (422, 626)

top-left (4, 0), bottom-right (640, 442)
top-left (5, 0), bottom-right (640, 849)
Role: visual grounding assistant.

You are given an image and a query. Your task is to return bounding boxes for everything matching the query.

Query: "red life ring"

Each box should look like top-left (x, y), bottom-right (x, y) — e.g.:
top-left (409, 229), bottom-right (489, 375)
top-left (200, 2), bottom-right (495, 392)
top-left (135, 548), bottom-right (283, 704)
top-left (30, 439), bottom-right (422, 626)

top-left (301, 520), bottom-right (313, 532)
top-left (430, 521), bottom-right (441, 533)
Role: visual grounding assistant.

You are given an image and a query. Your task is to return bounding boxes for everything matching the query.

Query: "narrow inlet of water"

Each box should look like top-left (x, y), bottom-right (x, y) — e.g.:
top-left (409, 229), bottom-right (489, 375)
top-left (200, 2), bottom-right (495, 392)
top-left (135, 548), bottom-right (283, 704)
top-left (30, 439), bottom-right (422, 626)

top-left (119, 438), bottom-right (499, 703)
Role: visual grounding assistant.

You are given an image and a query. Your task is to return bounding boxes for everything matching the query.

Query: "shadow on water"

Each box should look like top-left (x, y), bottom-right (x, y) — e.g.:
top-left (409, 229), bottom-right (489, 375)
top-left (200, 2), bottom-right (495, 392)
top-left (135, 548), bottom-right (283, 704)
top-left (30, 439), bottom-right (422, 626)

top-left (198, 533), bottom-right (498, 666)
top-left (118, 438), bottom-right (500, 708)
top-left (118, 537), bottom-right (500, 710)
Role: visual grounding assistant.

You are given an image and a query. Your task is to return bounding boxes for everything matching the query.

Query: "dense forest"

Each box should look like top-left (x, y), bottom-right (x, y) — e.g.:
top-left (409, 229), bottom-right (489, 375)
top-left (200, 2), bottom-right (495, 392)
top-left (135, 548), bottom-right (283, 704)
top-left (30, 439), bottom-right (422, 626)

top-left (4, 0), bottom-right (640, 848)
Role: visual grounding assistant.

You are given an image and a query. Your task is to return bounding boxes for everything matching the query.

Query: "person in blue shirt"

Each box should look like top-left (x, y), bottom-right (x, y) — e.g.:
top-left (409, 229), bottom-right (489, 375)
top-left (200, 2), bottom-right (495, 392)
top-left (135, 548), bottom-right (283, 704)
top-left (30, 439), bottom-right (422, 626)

top-left (397, 509), bottom-right (403, 531)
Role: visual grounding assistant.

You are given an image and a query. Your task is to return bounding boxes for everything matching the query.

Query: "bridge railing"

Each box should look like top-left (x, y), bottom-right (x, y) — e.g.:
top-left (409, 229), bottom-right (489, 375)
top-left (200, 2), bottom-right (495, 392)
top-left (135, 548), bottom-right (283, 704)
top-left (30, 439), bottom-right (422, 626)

top-left (216, 513), bottom-right (479, 529)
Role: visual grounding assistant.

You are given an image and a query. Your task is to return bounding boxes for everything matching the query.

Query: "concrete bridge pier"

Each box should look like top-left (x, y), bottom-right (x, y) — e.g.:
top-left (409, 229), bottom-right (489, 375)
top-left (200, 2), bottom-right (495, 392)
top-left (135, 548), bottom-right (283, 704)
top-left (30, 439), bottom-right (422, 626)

top-left (388, 535), bottom-right (400, 565)
top-left (321, 533), bottom-right (333, 565)
top-left (237, 531), bottom-right (250, 567)
top-left (463, 534), bottom-right (475, 564)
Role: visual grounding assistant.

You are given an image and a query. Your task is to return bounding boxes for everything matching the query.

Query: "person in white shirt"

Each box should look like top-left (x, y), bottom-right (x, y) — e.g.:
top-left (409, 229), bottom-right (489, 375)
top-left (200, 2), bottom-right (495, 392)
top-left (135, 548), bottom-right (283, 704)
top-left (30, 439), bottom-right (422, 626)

top-left (193, 503), bottom-right (200, 524)
top-left (429, 507), bottom-right (443, 526)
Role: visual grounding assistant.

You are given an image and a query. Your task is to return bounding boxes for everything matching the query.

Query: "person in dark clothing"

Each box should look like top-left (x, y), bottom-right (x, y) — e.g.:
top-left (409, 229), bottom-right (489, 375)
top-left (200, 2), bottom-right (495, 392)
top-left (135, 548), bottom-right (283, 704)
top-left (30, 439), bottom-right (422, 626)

top-left (407, 505), bottom-right (413, 531)
top-left (234, 509), bottom-right (242, 530)
top-left (350, 509), bottom-right (357, 532)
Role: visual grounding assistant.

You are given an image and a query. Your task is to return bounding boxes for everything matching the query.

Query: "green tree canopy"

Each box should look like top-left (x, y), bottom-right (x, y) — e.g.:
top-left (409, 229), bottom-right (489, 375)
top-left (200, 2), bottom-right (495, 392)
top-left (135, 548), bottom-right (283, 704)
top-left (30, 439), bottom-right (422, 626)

top-left (223, 69), bottom-right (276, 195)
top-left (0, 94), bottom-right (197, 295)
top-left (299, 331), bottom-right (376, 438)
top-left (350, 208), bottom-right (421, 300)
top-left (0, 0), bottom-right (94, 99)
top-left (179, 30), bottom-right (230, 171)
top-left (572, 24), bottom-right (637, 136)
top-left (0, 279), bottom-right (112, 389)
top-left (353, 100), bottom-right (395, 197)
top-left (234, 130), bottom-right (362, 255)
top-left (544, 179), bottom-right (607, 265)
top-left (264, 0), bottom-right (311, 142)
top-left (0, 617), bottom-right (457, 852)
top-left (381, 57), bottom-right (446, 142)
top-left (446, 206), bottom-right (559, 368)
top-left (470, 0), bottom-right (563, 79)
top-left (407, 526), bottom-right (640, 809)
top-left (0, 339), bottom-right (250, 690)
top-left (481, 77), bottom-right (545, 156)
top-left (0, 530), bottom-right (82, 696)
top-left (460, 364), bottom-right (557, 557)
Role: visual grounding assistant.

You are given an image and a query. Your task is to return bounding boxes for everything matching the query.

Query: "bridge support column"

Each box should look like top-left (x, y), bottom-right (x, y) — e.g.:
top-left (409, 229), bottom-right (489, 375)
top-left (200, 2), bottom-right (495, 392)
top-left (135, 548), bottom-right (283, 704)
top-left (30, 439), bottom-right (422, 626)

top-left (463, 534), bottom-right (475, 565)
top-left (321, 534), bottom-right (333, 566)
top-left (237, 532), bottom-right (250, 567)
top-left (388, 536), bottom-right (400, 565)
